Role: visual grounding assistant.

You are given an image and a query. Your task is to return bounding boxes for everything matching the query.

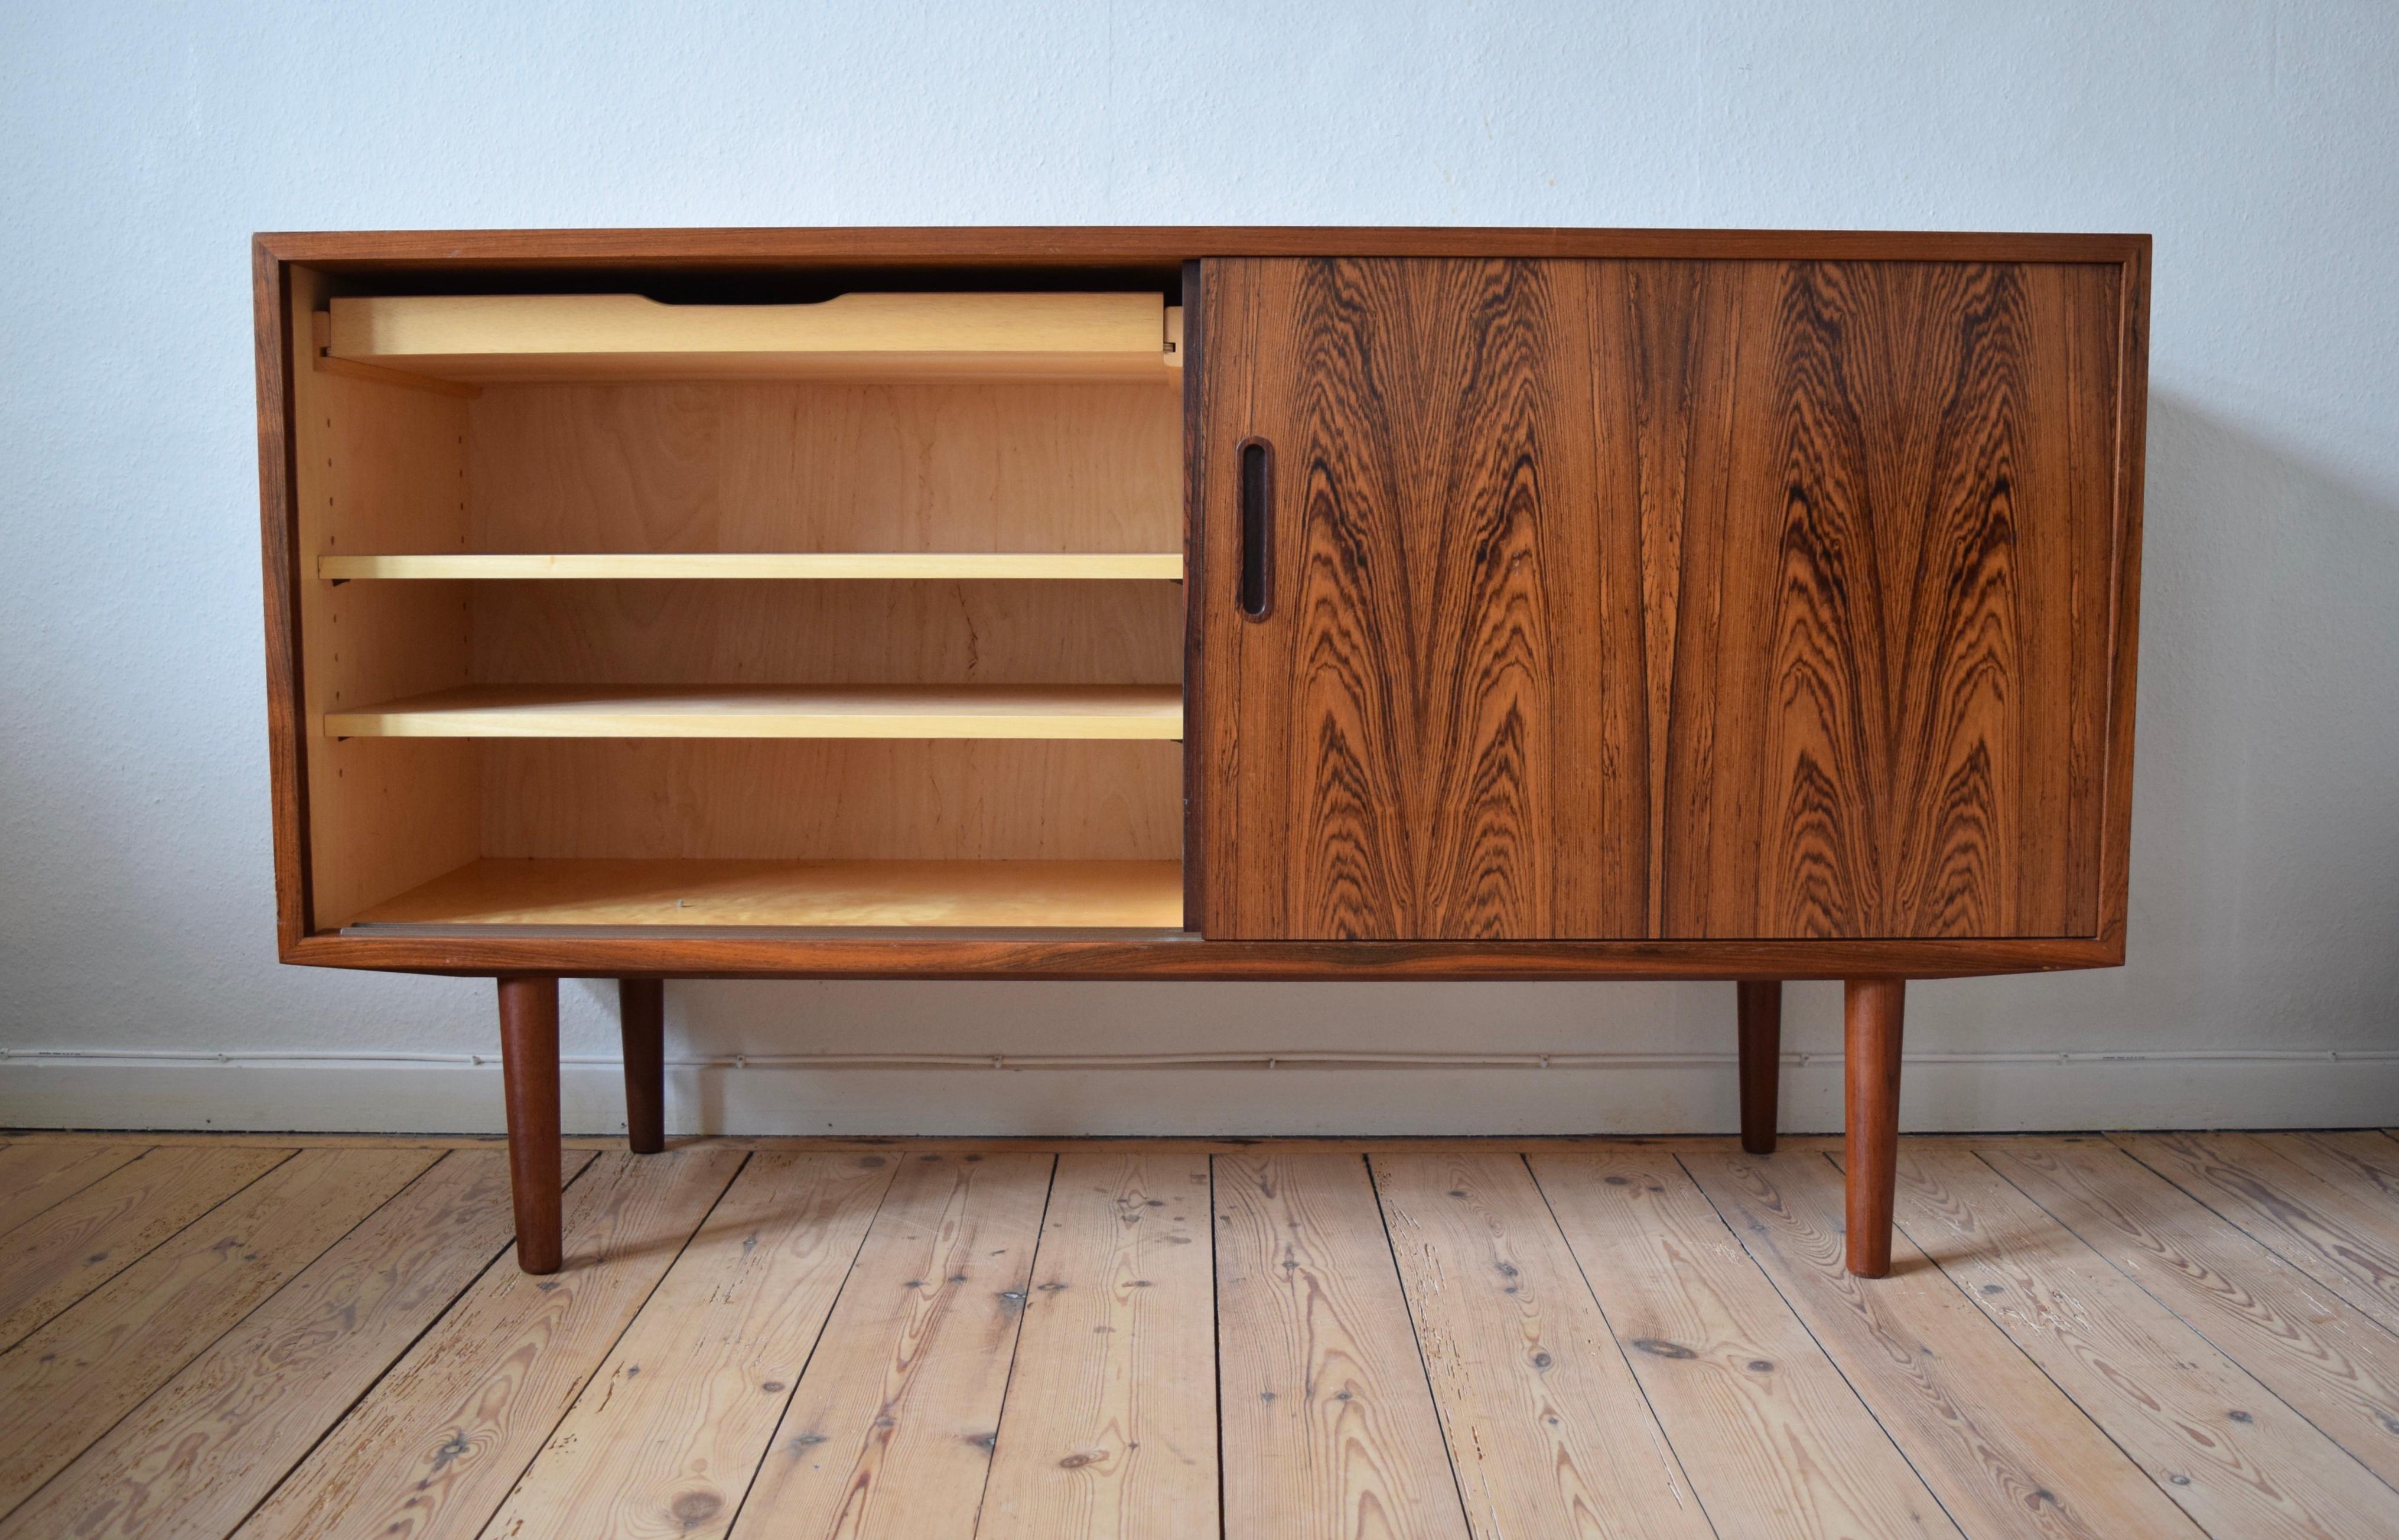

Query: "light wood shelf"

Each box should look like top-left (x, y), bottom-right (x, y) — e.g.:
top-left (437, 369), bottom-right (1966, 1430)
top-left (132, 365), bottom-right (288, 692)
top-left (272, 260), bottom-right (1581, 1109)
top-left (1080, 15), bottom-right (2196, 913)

top-left (324, 684), bottom-right (1184, 740)
top-left (317, 552), bottom-right (1184, 581)
top-left (325, 292), bottom-right (1181, 383)
top-left (345, 857), bottom-right (1186, 930)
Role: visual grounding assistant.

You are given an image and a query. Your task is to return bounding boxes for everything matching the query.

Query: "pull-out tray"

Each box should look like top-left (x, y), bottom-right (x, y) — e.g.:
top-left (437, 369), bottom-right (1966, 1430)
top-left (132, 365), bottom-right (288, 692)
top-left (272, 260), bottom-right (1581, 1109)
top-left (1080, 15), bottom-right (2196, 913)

top-left (325, 292), bottom-right (1181, 382)
top-left (346, 858), bottom-right (1186, 931)
top-left (315, 552), bottom-right (1184, 581)
top-left (323, 683), bottom-right (1185, 740)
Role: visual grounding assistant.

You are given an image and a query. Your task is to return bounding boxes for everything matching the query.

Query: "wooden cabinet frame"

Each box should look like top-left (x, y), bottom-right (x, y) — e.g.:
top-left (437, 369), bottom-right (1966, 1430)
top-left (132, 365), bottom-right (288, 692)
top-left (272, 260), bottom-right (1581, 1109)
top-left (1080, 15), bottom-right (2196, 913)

top-left (253, 227), bottom-right (2150, 1274)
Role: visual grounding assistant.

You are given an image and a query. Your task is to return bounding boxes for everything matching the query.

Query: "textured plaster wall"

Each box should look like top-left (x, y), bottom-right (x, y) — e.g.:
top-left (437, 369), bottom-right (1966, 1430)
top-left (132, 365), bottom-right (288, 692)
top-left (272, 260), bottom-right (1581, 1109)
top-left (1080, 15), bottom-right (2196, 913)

top-left (2, 1), bottom-right (2394, 1132)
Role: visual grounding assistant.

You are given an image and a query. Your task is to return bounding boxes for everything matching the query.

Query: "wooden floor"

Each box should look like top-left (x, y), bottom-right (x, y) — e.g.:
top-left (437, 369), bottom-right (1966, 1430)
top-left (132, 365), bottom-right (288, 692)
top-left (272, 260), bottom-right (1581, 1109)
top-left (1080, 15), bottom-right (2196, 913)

top-left (6, 1132), bottom-right (2399, 1537)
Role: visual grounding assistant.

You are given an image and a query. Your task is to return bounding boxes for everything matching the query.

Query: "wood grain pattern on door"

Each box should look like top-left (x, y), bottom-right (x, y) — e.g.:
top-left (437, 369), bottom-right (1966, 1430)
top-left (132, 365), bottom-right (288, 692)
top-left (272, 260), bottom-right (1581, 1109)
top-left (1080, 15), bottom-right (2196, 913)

top-left (1612, 259), bottom-right (2125, 939)
top-left (1196, 256), bottom-right (2130, 942)
top-left (1194, 258), bottom-right (1637, 940)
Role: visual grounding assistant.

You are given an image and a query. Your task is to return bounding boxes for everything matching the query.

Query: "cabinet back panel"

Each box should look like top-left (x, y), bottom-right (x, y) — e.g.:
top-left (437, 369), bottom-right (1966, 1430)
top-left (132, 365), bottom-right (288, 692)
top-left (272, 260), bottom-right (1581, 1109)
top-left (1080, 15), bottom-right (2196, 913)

top-left (469, 579), bottom-right (1180, 686)
top-left (482, 741), bottom-right (1181, 861)
top-left (291, 269), bottom-right (481, 929)
top-left (457, 378), bottom-right (1184, 872)
top-left (464, 380), bottom-right (1180, 554)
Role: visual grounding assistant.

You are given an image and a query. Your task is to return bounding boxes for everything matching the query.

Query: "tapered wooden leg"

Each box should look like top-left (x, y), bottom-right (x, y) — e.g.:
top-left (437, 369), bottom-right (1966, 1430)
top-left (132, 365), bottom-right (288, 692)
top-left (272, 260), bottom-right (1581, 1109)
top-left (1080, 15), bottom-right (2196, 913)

top-left (1737, 981), bottom-right (1783, 1154)
top-left (497, 975), bottom-right (562, 1275)
top-left (1844, 977), bottom-right (1906, 1278)
top-left (619, 978), bottom-right (665, 1155)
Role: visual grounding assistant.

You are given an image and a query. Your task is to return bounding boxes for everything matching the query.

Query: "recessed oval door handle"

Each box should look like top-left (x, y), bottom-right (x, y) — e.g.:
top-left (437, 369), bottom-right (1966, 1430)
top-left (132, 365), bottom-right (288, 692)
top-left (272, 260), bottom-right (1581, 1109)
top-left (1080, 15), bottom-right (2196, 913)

top-left (1238, 437), bottom-right (1273, 621)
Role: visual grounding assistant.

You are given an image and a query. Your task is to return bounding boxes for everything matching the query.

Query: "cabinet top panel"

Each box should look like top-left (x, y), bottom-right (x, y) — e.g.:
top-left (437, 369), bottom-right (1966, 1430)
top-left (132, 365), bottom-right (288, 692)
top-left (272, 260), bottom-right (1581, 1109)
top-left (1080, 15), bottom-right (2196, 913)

top-left (255, 226), bottom-right (2147, 274)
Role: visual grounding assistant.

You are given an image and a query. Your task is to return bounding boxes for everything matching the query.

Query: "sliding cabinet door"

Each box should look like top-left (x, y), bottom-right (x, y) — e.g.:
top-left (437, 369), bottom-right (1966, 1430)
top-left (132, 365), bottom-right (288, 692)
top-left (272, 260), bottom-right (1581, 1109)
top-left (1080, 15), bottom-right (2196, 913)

top-left (1193, 255), bottom-right (2135, 945)
top-left (1190, 258), bottom-right (1646, 940)
top-left (1609, 259), bottom-right (2130, 939)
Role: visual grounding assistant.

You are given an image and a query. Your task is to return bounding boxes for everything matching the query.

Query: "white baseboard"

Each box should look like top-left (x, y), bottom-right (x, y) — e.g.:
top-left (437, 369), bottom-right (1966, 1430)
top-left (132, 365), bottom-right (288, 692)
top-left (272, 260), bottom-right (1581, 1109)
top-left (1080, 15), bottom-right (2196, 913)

top-left (3, 1049), bottom-right (2394, 1135)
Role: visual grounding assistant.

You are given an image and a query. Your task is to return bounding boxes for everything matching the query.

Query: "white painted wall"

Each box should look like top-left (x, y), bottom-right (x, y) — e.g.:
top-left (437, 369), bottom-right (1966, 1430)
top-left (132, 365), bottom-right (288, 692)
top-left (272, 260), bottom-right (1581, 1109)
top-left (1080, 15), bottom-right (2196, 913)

top-left (4, 1), bottom-right (2395, 1135)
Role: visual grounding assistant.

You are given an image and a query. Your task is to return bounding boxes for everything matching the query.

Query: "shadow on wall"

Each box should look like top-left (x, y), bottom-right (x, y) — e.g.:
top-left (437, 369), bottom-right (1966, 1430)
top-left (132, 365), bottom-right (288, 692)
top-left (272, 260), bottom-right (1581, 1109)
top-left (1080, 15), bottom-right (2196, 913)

top-left (1907, 388), bottom-right (2399, 1117)
top-left (591, 390), bottom-right (2399, 1134)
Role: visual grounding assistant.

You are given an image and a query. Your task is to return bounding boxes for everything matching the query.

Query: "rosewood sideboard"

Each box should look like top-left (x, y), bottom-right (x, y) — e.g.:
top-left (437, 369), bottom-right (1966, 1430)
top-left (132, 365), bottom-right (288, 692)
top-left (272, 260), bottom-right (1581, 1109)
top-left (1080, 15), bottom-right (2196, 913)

top-left (252, 227), bottom-right (2149, 1277)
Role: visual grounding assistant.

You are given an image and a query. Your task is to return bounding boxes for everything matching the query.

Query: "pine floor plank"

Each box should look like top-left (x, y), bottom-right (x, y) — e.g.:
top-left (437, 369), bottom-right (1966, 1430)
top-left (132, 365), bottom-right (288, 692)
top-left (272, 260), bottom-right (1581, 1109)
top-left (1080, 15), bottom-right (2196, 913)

top-left (1215, 1152), bottom-right (1469, 1540)
top-left (21, 1132), bottom-right (2399, 1540)
top-left (978, 1149), bottom-right (1218, 1540)
top-left (0, 1148), bottom-right (436, 1510)
top-left (733, 1152), bottom-right (1054, 1538)
top-left (1531, 1149), bottom-right (1959, 1539)
top-left (0, 1147), bottom-right (580, 1540)
top-left (1987, 1139), bottom-right (2399, 1491)
top-left (1371, 1152), bottom-right (1710, 1539)
top-left (0, 1145), bottom-right (291, 1351)
top-left (470, 1151), bottom-right (891, 1540)
top-left (2258, 1130), bottom-right (2399, 1208)
top-left (1875, 1142), bottom-right (2399, 1539)
top-left (0, 1142), bottom-right (151, 1238)
top-left (1681, 1150), bottom-right (2204, 1540)
top-left (233, 1147), bottom-right (733, 1540)
top-left (2115, 1131), bottom-right (2399, 1336)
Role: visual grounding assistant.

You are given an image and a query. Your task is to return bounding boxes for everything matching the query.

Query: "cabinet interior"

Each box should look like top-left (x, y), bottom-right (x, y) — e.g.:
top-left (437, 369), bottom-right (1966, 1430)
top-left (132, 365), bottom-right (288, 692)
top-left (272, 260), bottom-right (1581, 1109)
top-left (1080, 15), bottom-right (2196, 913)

top-left (291, 270), bottom-right (1187, 934)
